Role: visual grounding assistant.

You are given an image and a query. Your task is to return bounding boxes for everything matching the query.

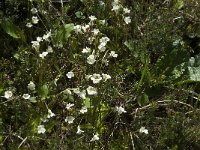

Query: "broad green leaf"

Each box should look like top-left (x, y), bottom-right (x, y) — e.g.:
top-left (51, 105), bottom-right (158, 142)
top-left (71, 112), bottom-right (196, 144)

top-left (153, 48), bottom-right (190, 82)
top-left (1, 19), bottom-right (25, 41)
top-left (124, 40), bottom-right (138, 58)
top-left (124, 40), bottom-right (148, 63)
top-left (172, 55), bottom-right (200, 83)
top-left (53, 23), bottom-right (74, 48)
top-left (83, 98), bottom-right (92, 108)
top-left (39, 84), bottom-right (49, 99)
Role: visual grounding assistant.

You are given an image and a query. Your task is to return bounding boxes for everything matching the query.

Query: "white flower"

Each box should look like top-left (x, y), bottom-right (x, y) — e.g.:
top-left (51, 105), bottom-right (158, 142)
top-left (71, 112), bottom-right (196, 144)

top-left (65, 116), bottom-right (75, 124)
top-left (87, 86), bottom-right (97, 95)
top-left (39, 52), bottom-right (48, 59)
top-left (22, 94), bottom-right (31, 100)
top-left (139, 127), bottom-right (148, 134)
top-left (123, 8), bottom-right (130, 14)
top-left (47, 109), bottom-right (55, 118)
top-left (113, 0), bottom-right (119, 4)
top-left (66, 103), bottom-right (74, 110)
top-left (98, 44), bottom-right (106, 52)
top-left (90, 134), bottom-right (99, 141)
top-left (110, 51), bottom-right (118, 58)
top-left (32, 16), bottom-right (39, 24)
top-left (99, 1), bottom-right (105, 6)
top-left (74, 25), bottom-right (82, 34)
top-left (76, 125), bottom-right (84, 134)
top-left (102, 73), bottom-right (111, 81)
top-left (3, 91), bottom-right (13, 99)
top-left (99, 37), bottom-right (110, 46)
top-left (66, 71), bottom-right (74, 79)
top-left (26, 22), bottom-right (32, 28)
top-left (82, 47), bottom-right (91, 53)
top-left (124, 16), bottom-right (131, 24)
top-left (43, 31), bottom-right (51, 41)
top-left (87, 55), bottom-right (96, 64)
top-left (37, 37), bottom-right (43, 42)
top-left (91, 74), bottom-right (102, 84)
top-left (116, 106), bottom-right (127, 114)
top-left (82, 24), bottom-right (90, 32)
top-left (88, 37), bottom-right (95, 44)
top-left (28, 81), bottom-right (36, 91)
top-left (92, 29), bottom-right (100, 36)
top-left (112, 4), bottom-right (120, 12)
top-left (80, 106), bottom-right (88, 114)
top-left (31, 8), bottom-right (38, 14)
top-left (31, 41), bottom-right (40, 50)
top-left (37, 125), bottom-right (46, 134)
top-left (89, 15), bottom-right (97, 22)
top-left (78, 90), bottom-right (86, 99)
top-left (47, 46), bottom-right (53, 53)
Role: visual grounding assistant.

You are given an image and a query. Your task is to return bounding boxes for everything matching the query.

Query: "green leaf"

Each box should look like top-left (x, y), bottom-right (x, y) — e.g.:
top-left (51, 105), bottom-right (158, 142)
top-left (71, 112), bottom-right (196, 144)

top-left (173, 55), bottom-right (200, 83)
top-left (137, 93), bottom-right (149, 106)
top-left (53, 23), bottom-right (74, 48)
top-left (75, 11), bottom-right (85, 19)
top-left (153, 48), bottom-right (190, 82)
top-left (29, 97), bottom-right (37, 103)
top-left (39, 84), bottom-right (49, 100)
top-left (174, 0), bottom-right (184, 9)
top-left (124, 40), bottom-right (138, 58)
top-left (83, 98), bottom-right (92, 108)
top-left (1, 19), bottom-right (25, 41)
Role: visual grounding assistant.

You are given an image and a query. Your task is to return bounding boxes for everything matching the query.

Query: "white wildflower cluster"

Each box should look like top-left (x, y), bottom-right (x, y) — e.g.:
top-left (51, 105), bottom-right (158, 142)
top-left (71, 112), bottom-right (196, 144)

top-left (86, 73), bottom-right (111, 84)
top-left (69, 86), bottom-right (97, 99)
top-left (98, 36), bottom-right (110, 52)
top-left (26, 8), bottom-right (39, 28)
top-left (111, 0), bottom-right (131, 24)
top-left (111, 0), bottom-right (121, 12)
top-left (74, 15), bottom-right (118, 68)
top-left (123, 7), bottom-right (131, 24)
top-left (30, 30), bottom-right (52, 59)
top-left (74, 24), bottom-right (90, 34)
